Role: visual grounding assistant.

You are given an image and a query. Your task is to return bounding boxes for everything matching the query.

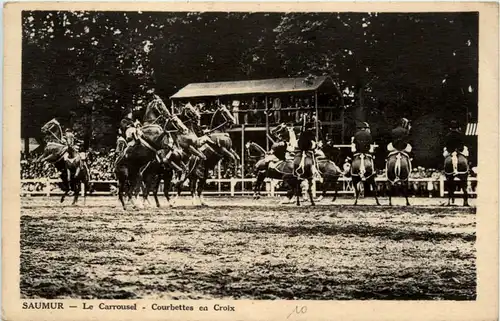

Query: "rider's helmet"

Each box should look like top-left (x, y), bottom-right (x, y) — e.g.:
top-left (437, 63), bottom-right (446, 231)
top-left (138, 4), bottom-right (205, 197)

top-left (449, 120), bottom-right (460, 131)
top-left (65, 127), bottom-right (72, 133)
top-left (400, 118), bottom-right (411, 130)
top-left (305, 121), bottom-right (316, 132)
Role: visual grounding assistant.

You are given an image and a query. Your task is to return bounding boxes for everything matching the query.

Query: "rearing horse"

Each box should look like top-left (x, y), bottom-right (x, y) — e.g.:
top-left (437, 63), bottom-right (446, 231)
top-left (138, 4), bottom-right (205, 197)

top-left (114, 96), bottom-right (193, 209)
top-left (37, 119), bottom-right (90, 205)
top-left (175, 104), bottom-right (239, 206)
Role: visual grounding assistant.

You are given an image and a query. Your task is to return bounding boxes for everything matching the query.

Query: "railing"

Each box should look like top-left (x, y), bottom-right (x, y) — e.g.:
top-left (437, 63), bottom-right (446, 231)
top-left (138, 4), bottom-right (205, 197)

top-left (21, 177), bottom-right (478, 198)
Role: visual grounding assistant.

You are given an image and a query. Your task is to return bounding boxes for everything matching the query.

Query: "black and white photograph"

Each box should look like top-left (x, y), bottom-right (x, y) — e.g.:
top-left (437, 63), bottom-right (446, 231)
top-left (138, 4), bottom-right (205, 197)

top-left (4, 2), bottom-right (499, 320)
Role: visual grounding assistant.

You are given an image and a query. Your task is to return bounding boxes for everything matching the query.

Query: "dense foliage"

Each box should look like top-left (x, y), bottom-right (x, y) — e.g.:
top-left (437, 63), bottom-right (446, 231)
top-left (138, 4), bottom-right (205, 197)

top-left (23, 11), bottom-right (478, 164)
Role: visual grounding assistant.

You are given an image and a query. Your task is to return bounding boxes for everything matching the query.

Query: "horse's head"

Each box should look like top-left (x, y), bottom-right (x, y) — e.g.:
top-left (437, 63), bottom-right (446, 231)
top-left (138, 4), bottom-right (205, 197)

top-left (270, 123), bottom-right (288, 140)
top-left (169, 114), bottom-right (189, 134)
top-left (216, 104), bottom-right (236, 125)
top-left (144, 96), bottom-right (171, 124)
top-left (183, 103), bottom-right (201, 125)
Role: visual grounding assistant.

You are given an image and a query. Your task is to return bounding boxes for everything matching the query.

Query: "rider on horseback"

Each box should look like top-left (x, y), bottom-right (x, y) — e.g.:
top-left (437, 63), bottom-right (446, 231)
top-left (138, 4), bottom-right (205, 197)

top-left (62, 127), bottom-right (81, 159)
top-left (387, 118), bottom-right (412, 156)
top-left (351, 122), bottom-right (374, 155)
top-left (296, 120), bottom-right (320, 179)
top-left (443, 120), bottom-right (469, 175)
top-left (120, 108), bottom-right (142, 147)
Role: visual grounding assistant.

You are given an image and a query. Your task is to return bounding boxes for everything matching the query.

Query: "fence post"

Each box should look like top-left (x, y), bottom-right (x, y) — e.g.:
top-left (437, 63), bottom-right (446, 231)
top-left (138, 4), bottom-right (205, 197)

top-left (439, 176), bottom-right (445, 197)
top-left (45, 178), bottom-right (51, 197)
top-left (230, 178), bottom-right (235, 197)
top-left (270, 179), bottom-right (275, 197)
top-left (312, 179), bottom-right (317, 198)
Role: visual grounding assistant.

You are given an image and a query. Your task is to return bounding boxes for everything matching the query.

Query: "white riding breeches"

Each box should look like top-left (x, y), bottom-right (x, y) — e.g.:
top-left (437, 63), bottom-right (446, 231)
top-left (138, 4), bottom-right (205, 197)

top-left (125, 127), bottom-right (137, 141)
top-left (387, 143), bottom-right (412, 153)
top-left (443, 146), bottom-right (469, 158)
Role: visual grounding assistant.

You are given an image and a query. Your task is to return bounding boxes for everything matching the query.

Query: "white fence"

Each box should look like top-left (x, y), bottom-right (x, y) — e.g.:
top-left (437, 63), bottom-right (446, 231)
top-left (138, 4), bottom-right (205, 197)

top-left (21, 176), bottom-right (477, 198)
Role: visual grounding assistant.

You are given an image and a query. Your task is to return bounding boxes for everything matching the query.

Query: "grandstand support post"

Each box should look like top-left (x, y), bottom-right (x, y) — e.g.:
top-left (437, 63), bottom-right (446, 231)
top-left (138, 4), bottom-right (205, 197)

top-left (265, 96), bottom-right (269, 150)
top-left (217, 160), bottom-right (221, 193)
top-left (439, 176), bottom-right (445, 197)
top-left (315, 90), bottom-right (319, 141)
top-left (341, 107), bottom-right (345, 144)
top-left (230, 178), bottom-right (235, 197)
top-left (241, 124), bottom-right (245, 181)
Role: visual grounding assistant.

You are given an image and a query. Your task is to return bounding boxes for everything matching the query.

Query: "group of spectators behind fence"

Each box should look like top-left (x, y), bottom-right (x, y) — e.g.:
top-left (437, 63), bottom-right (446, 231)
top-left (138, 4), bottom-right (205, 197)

top-left (20, 151), bottom-right (477, 197)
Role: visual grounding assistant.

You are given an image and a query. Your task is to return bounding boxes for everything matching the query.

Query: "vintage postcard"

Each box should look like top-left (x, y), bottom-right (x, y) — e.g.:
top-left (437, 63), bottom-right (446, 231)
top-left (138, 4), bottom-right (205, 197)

top-left (3, 1), bottom-right (499, 321)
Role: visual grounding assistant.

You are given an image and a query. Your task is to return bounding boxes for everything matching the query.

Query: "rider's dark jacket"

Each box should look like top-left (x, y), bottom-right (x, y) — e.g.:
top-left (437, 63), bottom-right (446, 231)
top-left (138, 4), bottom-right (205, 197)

top-left (297, 130), bottom-right (316, 151)
top-left (271, 141), bottom-right (287, 160)
top-left (444, 130), bottom-right (465, 153)
top-left (353, 130), bottom-right (373, 153)
top-left (391, 126), bottom-right (410, 150)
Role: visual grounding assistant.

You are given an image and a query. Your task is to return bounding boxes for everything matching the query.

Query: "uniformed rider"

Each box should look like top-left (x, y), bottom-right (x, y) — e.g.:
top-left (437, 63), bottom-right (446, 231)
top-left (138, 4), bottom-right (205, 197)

top-left (387, 118), bottom-right (412, 155)
top-left (120, 107), bottom-right (142, 147)
top-left (443, 120), bottom-right (469, 175)
top-left (296, 121), bottom-right (320, 178)
top-left (351, 122), bottom-right (375, 155)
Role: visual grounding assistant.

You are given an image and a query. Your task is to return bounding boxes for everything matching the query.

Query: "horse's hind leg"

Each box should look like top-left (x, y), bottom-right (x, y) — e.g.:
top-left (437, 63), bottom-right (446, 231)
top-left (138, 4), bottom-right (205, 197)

top-left (307, 178), bottom-right (315, 206)
top-left (353, 178), bottom-right (359, 206)
top-left (404, 182), bottom-right (410, 206)
top-left (72, 183), bottom-right (80, 205)
top-left (446, 178), bottom-right (454, 206)
top-left (371, 179), bottom-right (381, 206)
top-left (296, 179), bottom-right (301, 206)
top-left (388, 184), bottom-right (393, 206)
top-left (461, 177), bottom-right (470, 207)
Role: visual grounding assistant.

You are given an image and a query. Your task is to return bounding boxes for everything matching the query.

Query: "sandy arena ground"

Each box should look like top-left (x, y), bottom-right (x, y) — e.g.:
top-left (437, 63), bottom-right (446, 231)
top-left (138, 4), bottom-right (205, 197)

top-left (20, 196), bottom-right (476, 300)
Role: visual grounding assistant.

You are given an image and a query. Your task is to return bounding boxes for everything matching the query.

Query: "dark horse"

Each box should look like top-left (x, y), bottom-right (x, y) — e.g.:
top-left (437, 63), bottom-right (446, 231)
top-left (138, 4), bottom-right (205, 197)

top-left (443, 151), bottom-right (470, 206)
top-left (386, 151), bottom-right (412, 206)
top-left (351, 152), bottom-right (380, 205)
top-left (293, 124), bottom-right (317, 206)
top-left (139, 102), bottom-right (214, 206)
top-left (174, 104), bottom-right (240, 206)
top-left (37, 121), bottom-right (91, 205)
top-left (139, 148), bottom-right (185, 207)
top-left (114, 96), bottom-right (194, 210)
top-left (249, 141), bottom-right (299, 202)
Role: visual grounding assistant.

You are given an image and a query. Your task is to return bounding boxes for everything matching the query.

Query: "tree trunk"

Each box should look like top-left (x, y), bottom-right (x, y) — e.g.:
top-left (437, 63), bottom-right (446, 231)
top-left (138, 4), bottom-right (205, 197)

top-left (354, 86), bottom-right (366, 124)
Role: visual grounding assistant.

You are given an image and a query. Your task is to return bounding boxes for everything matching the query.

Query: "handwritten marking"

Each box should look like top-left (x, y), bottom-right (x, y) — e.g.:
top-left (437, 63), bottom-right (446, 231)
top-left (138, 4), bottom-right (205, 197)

top-left (287, 305), bottom-right (307, 319)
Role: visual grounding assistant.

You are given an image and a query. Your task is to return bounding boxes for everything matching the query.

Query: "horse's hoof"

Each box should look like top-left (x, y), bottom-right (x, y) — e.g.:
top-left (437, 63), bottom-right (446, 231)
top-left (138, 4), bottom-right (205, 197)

top-left (310, 202), bottom-right (315, 207)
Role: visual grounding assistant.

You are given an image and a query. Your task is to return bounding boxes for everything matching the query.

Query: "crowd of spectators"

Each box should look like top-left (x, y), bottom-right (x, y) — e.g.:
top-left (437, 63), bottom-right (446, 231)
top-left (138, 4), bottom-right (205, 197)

top-left (20, 150), bottom-right (477, 196)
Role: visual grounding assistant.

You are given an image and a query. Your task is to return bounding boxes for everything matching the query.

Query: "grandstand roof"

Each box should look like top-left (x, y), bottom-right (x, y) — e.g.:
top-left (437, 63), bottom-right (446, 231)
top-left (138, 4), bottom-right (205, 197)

top-left (170, 76), bottom-right (339, 99)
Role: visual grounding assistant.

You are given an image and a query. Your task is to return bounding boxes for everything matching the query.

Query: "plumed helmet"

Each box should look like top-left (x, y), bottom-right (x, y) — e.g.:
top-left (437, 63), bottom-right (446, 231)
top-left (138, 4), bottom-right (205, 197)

top-left (449, 120), bottom-right (459, 130)
top-left (357, 122), bottom-right (370, 129)
top-left (400, 118), bottom-right (410, 130)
